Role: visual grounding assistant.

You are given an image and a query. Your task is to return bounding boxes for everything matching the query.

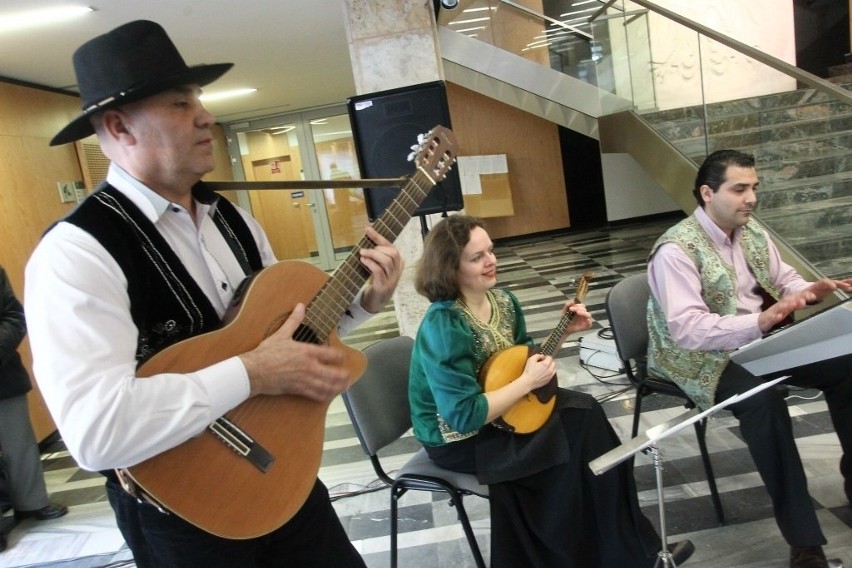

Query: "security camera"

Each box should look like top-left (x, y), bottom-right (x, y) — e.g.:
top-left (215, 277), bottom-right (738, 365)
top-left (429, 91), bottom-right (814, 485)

top-left (441, 0), bottom-right (459, 9)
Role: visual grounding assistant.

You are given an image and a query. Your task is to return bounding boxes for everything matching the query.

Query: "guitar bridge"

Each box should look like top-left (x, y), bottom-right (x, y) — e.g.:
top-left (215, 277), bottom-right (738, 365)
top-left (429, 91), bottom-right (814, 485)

top-left (208, 417), bottom-right (275, 473)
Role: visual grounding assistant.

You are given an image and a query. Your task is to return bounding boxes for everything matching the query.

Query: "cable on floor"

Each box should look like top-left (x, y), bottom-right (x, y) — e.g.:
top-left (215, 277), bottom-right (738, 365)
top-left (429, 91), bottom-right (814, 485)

top-left (328, 477), bottom-right (388, 502)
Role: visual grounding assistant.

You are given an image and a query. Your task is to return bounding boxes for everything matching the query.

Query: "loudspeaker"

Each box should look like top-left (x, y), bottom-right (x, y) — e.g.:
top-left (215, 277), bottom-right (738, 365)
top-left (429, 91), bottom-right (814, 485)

top-left (348, 81), bottom-right (463, 220)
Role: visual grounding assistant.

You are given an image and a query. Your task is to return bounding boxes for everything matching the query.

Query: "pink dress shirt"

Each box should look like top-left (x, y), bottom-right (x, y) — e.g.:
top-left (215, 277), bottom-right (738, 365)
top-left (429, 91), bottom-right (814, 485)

top-left (647, 207), bottom-right (809, 352)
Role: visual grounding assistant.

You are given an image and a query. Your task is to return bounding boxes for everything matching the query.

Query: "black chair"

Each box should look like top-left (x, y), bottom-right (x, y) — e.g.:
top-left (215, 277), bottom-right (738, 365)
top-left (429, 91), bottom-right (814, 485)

top-left (342, 335), bottom-right (490, 568)
top-left (605, 272), bottom-right (726, 525)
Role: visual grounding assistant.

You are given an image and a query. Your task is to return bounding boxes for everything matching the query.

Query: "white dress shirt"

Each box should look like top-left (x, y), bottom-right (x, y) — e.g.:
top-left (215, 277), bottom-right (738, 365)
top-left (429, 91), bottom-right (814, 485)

top-left (25, 163), bottom-right (371, 471)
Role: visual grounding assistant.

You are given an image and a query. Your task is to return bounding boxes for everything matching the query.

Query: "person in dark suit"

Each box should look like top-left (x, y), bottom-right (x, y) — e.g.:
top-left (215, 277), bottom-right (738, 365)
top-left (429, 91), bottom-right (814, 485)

top-left (0, 265), bottom-right (67, 552)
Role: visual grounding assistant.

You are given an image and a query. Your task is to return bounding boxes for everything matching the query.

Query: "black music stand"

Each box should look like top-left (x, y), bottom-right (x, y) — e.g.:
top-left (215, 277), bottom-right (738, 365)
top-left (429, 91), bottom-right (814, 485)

top-left (589, 376), bottom-right (789, 567)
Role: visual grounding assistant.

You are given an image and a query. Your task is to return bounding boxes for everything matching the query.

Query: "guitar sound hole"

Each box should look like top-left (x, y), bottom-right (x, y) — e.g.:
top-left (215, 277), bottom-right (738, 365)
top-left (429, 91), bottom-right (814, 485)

top-left (293, 324), bottom-right (321, 345)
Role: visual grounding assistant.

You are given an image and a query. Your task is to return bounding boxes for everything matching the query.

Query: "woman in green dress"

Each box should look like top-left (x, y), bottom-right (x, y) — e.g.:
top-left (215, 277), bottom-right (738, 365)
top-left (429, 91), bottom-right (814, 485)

top-left (408, 215), bottom-right (693, 567)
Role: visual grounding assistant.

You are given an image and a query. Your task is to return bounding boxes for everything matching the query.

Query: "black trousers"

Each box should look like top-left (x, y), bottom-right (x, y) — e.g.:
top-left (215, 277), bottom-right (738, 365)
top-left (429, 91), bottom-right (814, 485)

top-left (716, 353), bottom-right (852, 547)
top-left (106, 477), bottom-right (366, 567)
top-left (427, 394), bottom-right (661, 568)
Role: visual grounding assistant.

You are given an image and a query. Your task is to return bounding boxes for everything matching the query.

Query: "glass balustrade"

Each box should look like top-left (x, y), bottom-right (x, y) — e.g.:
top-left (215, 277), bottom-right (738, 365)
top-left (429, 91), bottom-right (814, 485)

top-left (439, 0), bottom-right (852, 280)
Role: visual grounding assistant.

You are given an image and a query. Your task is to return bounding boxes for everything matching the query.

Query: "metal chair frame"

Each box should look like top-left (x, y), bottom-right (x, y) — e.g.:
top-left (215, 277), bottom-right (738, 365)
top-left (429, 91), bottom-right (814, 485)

top-left (342, 335), bottom-right (489, 568)
top-left (605, 273), bottom-right (725, 525)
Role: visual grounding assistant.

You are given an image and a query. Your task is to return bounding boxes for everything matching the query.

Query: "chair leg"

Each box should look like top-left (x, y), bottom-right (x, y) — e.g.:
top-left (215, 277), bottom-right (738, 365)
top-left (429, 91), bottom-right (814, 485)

top-left (390, 487), bottom-right (402, 568)
top-left (693, 418), bottom-right (726, 525)
top-left (631, 392), bottom-right (644, 438)
top-left (446, 493), bottom-right (486, 568)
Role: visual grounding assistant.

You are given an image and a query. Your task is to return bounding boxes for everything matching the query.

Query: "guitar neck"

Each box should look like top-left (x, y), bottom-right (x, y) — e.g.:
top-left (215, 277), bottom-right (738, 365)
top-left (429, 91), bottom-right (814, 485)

top-left (301, 168), bottom-right (435, 341)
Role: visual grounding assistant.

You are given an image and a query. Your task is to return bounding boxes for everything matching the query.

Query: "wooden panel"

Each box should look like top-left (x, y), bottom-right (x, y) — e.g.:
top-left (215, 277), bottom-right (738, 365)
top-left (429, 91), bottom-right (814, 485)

top-left (0, 83), bottom-right (240, 443)
top-left (446, 82), bottom-right (569, 239)
top-left (0, 82), bottom-right (84, 442)
top-left (463, 172), bottom-right (515, 218)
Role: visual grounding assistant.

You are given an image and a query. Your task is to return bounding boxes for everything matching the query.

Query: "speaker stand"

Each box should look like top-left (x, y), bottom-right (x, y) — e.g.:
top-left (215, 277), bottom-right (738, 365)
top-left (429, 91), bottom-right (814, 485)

top-left (419, 215), bottom-right (429, 238)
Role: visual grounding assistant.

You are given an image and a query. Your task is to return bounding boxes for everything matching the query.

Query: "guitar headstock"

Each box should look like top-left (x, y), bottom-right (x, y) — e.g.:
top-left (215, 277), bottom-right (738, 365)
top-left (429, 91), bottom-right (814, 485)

top-left (408, 125), bottom-right (458, 184)
top-left (575, 272), bottom-right (594, 302)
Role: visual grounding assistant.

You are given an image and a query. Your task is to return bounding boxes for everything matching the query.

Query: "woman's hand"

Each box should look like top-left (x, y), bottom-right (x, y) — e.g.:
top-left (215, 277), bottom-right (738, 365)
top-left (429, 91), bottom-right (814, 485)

top-left (564, 301), bottom-right (593, 335)
top-left (520, 353), bottom-right (556, 391)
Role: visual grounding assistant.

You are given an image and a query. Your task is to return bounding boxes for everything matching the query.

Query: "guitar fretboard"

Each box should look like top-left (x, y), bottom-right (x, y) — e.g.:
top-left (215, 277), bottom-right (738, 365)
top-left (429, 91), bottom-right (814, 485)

top-left (295, 168), bottom-right (436, 343)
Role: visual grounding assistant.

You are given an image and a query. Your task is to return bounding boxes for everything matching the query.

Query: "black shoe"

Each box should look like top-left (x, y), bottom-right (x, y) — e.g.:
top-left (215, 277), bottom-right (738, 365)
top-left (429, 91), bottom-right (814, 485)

top-left (0, 532), bottom-right (6, 553)
top-left (14, 503), bottom-right (68, 522)
top-left (789, 546), bottom-right (842, 568)
top-left (667, 540), bottom-right (695, 565)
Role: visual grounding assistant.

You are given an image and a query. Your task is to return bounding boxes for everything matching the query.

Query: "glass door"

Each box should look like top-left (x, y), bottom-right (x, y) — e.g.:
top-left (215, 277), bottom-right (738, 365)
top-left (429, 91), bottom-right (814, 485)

top-left (306, 114), bottom-right (369, 263)
top-left (234, 123), bottom-right (320, 263)
top-left (226, 105), bottom-right (370, 270)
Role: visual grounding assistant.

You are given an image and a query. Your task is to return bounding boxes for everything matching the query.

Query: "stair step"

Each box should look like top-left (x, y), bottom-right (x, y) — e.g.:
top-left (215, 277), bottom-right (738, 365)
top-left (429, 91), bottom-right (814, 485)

top-left (638, 83), bottom-right (851, 280)
top-left (828, 62), bottom-right (852, 77)
top-left (643, 102), bottom-right (852, 145)
top-left (755, 172), bottom-right (852, 210)
top-left (758, 195), bottom-right (852, 233)
top-left (781, 223), bottom-right (852, 272)
top-left (641, 84), bottom-right (851, 125)
top-left (810, 255), bottom-right (852, 280)
top-left (674, 130), bottom-right (852, 166)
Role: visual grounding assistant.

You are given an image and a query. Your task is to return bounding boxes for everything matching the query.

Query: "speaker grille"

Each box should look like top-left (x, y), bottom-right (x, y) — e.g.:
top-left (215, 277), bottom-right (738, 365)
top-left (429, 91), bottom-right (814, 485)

top-left (348, 81), bottom-right (463, 219)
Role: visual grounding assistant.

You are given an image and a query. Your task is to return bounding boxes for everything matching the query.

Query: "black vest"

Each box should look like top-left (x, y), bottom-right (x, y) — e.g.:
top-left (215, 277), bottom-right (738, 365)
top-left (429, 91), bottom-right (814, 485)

top-left (63, 183), bottom-right (263, 364)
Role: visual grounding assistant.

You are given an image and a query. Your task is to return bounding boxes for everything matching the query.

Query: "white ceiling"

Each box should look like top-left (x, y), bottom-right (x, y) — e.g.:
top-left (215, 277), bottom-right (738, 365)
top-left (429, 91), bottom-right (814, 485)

top-left (0, 0), bottom-right (362, 124)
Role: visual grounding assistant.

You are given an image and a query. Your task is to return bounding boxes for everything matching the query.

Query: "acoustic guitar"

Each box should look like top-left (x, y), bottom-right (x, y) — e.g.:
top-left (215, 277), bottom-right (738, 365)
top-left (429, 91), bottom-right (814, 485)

top-left (478, 272), bottom-right (593, 434)
top-left (120, 126), bottom-right (458, 539)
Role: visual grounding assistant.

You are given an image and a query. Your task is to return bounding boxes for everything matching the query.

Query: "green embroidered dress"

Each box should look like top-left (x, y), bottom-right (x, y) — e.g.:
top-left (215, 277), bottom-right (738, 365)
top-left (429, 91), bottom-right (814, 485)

top-left (408, 288), bottom-right (662, 567)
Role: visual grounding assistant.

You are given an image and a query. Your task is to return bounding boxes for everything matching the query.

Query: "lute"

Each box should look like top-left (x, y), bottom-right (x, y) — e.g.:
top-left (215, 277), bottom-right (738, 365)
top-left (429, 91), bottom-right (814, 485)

top-left (120, 126), bottom-right (458, 539)
top-left (478, 272), bottom-right (593, 433)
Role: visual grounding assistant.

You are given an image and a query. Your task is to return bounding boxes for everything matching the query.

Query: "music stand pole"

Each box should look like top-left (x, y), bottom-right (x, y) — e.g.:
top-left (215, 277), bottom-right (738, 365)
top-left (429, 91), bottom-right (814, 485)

top-left (649, 444), bottom-right (676, 567)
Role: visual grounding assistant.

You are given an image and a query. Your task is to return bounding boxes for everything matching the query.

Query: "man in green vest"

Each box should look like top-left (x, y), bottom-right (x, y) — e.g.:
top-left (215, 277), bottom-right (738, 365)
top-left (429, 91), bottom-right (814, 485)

top-left (647, 150), bottom-right (852, 568)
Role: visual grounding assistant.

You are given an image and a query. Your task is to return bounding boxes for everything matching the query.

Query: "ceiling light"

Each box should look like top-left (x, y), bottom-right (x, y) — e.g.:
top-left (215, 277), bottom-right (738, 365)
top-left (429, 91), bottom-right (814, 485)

top-left (199, 88), bottom-right (258, 102)
top-left (0, 5), bottom-right (93, 33)
top-left (270, 126), bottom-right (295, 135)
top-left (448, 17), bottom-right (489, 25)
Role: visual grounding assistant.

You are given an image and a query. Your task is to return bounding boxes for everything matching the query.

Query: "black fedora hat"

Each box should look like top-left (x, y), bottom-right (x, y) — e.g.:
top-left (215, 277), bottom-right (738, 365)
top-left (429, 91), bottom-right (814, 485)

top-left (50, 20), bottom-right (232, 146)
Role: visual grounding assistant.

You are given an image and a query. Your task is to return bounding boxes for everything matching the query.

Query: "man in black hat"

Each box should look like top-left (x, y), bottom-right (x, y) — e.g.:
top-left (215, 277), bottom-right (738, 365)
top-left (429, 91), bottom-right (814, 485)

top-left (25, 20), bottom-right (402, 567)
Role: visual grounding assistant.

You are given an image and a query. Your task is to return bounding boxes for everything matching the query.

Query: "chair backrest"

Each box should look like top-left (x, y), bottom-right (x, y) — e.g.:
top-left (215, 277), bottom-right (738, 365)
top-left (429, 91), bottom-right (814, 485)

top-left (343, 335), bottom-right (415, 457)
top-left (604, 272), bottom-right (651, 364)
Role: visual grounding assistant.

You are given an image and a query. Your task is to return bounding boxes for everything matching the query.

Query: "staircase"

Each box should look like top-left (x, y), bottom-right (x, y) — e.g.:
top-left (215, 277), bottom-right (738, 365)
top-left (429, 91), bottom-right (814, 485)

top-left (638, 85), bottom-right (852, 280)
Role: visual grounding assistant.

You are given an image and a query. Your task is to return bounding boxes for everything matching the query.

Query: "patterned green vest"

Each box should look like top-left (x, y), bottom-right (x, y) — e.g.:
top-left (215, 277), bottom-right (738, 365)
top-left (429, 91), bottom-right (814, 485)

top-left (647, 215), bottom-right (780, 410)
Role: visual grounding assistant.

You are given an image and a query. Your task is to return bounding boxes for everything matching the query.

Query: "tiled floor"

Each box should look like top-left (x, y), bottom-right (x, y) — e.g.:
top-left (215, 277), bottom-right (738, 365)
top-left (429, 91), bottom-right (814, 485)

top-left (2, 213), bottom-right (850, 567)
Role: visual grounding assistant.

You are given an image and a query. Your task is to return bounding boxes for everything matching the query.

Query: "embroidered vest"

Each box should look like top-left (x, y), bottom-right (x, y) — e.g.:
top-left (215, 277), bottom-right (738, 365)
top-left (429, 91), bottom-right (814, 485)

top-left (63, 183), bottom-right (263, 364)
top-left (647, 215), bottom-right (779, 410)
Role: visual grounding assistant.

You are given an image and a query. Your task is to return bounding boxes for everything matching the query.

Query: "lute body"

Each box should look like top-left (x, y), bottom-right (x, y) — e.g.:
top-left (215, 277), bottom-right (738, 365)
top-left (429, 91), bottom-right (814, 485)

top-left (478, 273), bottom-right (593, 434)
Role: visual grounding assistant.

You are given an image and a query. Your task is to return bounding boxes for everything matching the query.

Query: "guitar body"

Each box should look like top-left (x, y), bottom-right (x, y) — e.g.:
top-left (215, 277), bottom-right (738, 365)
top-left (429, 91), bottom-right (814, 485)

top-left (126, 260), bottom-right (367, 539)
top-left (479, 345), bottom-right (556, 434)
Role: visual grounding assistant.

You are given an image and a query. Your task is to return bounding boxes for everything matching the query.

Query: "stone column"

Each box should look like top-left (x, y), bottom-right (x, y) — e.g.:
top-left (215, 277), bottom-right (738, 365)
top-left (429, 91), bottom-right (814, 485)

top-left (342, 0), bottom-right (447, 338)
